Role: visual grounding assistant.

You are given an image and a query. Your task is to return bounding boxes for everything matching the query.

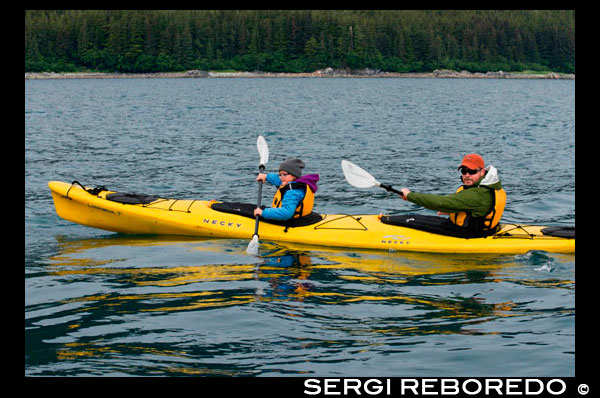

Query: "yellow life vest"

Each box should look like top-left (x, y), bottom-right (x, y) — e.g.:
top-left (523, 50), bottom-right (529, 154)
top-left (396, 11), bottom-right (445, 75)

top-left (272, 182), bottom-right (315, 218)
top-left (448, 186), bottom-right (507, 232)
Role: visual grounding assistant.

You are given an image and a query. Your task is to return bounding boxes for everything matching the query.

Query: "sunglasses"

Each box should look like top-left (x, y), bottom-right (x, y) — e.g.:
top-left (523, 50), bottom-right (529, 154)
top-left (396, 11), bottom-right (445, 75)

top-left (460, 167), bottom-right (481, 175)
top-left (279, 172), bottom-right (291, 178)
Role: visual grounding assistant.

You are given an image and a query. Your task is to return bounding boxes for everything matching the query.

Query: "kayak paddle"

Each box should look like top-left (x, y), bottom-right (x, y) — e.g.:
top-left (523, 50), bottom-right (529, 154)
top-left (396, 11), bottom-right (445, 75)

top-left (247, 135), bottom-right (269, 254)
top-left (341, 159), bottom-right (404, 197)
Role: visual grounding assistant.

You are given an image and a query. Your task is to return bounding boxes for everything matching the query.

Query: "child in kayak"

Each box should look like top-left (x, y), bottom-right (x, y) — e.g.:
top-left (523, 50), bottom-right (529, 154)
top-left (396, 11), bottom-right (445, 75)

top-left (253, 158), bottom-right (319, 221)
top-left (399, 154), bottom-right (506, 235)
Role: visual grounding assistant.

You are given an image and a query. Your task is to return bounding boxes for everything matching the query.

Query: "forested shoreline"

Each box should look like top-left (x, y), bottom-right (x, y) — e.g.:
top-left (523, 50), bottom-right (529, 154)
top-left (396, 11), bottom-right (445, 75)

top-left (25, 10), bottom-right (575, 74)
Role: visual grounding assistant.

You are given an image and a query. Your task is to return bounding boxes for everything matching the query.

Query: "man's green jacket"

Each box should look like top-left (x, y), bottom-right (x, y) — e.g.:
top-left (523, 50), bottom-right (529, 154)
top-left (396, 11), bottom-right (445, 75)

top-left (405, 166), bottom-right (503, 218)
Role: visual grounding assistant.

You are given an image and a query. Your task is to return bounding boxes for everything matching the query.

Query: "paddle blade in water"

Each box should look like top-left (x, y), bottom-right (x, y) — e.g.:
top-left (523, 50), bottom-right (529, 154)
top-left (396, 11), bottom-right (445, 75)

top-left (341, 159), bottom-right (379, 188)
top-left (246, 235), bottom-right (259, 254)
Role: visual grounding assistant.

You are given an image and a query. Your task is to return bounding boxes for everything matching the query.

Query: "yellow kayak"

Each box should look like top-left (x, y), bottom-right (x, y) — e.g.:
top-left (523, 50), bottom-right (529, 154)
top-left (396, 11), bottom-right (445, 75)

top-left (48, 180), bottom-right (574, 254)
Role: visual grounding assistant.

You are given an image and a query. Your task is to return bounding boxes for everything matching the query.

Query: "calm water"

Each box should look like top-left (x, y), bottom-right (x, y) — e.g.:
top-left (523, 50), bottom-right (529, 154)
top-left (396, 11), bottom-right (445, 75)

top-left (25, 77), bottom-right (575, 377)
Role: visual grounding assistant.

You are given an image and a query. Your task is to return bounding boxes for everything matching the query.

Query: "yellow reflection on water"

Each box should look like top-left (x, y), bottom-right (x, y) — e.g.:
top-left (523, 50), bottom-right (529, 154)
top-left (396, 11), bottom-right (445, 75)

top-left (44, 236), bottom-right (573, 371)
top-left (50, 264), bottom-right (256, 286)
top-left (56, 341), bottom-right (190, 366)
top-left (47, 235), bottom-right (573, 318)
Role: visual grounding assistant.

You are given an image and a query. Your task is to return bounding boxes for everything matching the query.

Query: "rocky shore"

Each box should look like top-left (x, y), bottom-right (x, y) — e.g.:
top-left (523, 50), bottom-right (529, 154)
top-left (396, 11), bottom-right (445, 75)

top-left (25, 68), bottom-right (574, 80)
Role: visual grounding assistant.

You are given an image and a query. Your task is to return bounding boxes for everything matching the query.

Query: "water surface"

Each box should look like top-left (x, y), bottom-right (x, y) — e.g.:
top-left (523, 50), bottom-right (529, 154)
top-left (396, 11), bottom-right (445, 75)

top-left (25, 77), bottom-right (575, 376)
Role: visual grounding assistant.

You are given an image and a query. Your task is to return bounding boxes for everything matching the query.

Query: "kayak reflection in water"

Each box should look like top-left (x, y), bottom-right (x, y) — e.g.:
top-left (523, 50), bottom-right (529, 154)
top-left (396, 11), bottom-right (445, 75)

top-left (258, 251), bottom-right (314, 301)
top-left (398, 154), bottom-right (507, 236)
top-left (253, 158), bottom-right (320, 221)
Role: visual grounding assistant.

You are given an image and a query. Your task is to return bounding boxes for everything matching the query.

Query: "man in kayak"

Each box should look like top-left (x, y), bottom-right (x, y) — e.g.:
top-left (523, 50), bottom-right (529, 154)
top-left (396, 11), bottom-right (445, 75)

top-left (253, 158), bottom-right (320, 221)
top-left (399, 154), bottom-right (506, 235)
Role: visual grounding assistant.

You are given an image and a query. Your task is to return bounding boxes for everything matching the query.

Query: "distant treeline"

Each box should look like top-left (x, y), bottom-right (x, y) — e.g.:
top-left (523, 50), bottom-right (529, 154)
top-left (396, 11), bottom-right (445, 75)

top-left (25, 10), bottom-right (575, 74)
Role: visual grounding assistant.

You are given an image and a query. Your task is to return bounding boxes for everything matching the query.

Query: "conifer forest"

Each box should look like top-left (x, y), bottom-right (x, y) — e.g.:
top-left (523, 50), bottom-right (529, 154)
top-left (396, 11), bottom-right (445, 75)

top-left (25, 10), bottom-right (575, 74)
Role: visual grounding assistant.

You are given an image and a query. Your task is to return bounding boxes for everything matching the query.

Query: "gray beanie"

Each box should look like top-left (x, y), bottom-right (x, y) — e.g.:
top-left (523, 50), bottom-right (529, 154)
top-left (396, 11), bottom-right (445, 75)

top-left (279, 158), bottom-right (305, 177)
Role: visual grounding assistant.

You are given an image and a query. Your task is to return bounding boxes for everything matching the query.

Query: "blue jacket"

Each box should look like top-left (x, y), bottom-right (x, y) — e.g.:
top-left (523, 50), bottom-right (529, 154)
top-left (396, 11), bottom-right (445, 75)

top-left (261, 173), bottom-right (319, 220)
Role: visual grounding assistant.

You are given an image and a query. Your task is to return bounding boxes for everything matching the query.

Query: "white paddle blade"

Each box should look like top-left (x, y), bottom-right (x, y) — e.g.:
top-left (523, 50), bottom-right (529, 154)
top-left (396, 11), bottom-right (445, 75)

top-left (246, 235), bottom-right (259, 254)
top-left (341, 159), bottom-right (380, 189)
top-left (257, 135), bottom-right (269, 167)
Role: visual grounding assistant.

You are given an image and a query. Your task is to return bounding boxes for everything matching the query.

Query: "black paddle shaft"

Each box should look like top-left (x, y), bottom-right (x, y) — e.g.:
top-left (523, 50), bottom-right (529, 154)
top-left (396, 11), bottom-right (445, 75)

top-left (381, 183), bottom-right (404, 197)
top-left (253, 165), bottom-right (265, 236)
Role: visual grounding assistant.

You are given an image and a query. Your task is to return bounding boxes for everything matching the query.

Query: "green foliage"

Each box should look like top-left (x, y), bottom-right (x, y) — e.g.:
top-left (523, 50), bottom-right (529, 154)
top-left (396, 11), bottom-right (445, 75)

top-left (24, 10), bottom-right (575, 74)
